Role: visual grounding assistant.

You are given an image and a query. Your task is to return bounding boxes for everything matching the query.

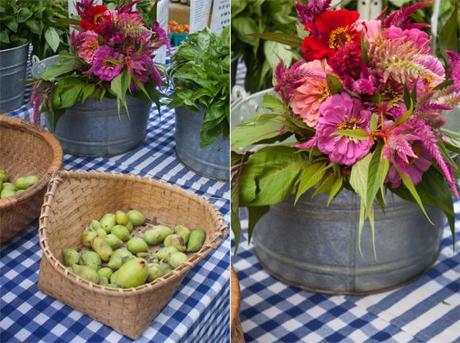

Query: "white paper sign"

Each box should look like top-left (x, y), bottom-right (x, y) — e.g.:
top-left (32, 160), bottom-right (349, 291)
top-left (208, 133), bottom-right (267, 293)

top-left (189, 0), bottom-right (213, 33)
top-left (156, 0), bottom-right (169, 65)
top-left (210, 0), bottom-right (230, 34)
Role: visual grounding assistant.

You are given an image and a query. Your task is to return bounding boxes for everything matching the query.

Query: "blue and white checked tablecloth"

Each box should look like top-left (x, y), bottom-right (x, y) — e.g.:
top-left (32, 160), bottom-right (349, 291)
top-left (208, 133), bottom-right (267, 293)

top-left (233, 203), bottom-right (460, 343)
top-left (0, 98), bottom-right (230, 342)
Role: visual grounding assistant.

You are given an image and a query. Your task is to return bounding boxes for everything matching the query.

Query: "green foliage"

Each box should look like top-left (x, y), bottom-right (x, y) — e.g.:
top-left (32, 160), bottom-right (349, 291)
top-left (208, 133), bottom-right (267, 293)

top-left (0, 0), bottom-right (69, 59)
top-left (231, 0), bottom-right (298, 92)
top-left (168, 27), bottom-right (230, 148)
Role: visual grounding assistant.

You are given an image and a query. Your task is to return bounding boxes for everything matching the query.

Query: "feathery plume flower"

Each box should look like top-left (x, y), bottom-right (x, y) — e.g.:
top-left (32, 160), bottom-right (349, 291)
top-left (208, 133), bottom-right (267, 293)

top-left (447, 50), bottom-right (460, 92)
top-left (295, 0), bottom-right (331, 24)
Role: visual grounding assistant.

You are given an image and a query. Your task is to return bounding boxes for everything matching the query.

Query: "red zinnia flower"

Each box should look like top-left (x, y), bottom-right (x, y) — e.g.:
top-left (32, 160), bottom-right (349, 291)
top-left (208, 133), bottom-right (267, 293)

top-left (301, 9), bottom-right (360, 62)
top-left (80, 5), bottom-right (112, 32)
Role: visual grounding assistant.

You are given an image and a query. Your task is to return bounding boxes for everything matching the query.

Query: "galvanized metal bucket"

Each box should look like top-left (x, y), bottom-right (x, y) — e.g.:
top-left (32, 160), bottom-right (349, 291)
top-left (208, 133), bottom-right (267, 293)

top-left (32, 56), bottom-right (151, 157)
top-left (175, 107), bottom-right (229, 181)
top-left (232, 89), bottom-right (445, 295)
top-left (0, 43), bottom-right (29, 112)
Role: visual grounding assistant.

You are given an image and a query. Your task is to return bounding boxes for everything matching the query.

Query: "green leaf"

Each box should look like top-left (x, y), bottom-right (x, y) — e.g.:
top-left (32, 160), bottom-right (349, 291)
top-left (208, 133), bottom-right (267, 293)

top-left (350, 153), bottom-right (373, 206)
top-left (313, 173), bottom-right (336, 197)
top-left (248, 32), bottom-right (302, 47)
top-left (40, 56), bottom-right (76, 80)
top-left (370, 113), bottom-right (379, 131)
top-left (439, 1), bottom-right (458, 52)
top-left (110, 70), bottom-right (130, 115)
top-left (81, 84), bottom-right (96, 103)
top-left (295, 162), bottom-right (327, 204)
top-left (327, 74), bottom-right (344, 94)
top-left (394, 97), bottom-right (414, 126)
top-left (335, 128), bottom-right (370, 140)
top-left (361, 31), bottom-right (369, 64)
top-left (44, 27), bottom-right (60, 52)
top-left (395, 165), bottom-right (433, 225)
top-left (247, 206), bottom-right (269, 242)
top-left (366, 141), bottom-right (390, 213)
top-left (327, 174), bottom-right (343, 205)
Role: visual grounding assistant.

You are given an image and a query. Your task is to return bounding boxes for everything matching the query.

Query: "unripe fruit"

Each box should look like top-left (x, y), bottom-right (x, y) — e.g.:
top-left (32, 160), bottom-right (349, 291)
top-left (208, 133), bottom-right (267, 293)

top-left (187, 229), bottom-right (206, 252)
top-left (92, 237), bottom-right (113, 262)
top-left (72, 264), bottom-right (99, 283)
top-left (115, 258), bottom-right (148, 288)
top-left (144, 225), bottom-right (172, 245)
top-left (127, 210), bottom-right (145, 226)
top-left (164, 234), bottom-right (186, 252)
top-left (100, 213), bottom-right (116, 232)
top-left (80, 250), bottom-right (101, 271)
top-left (105, 234), bottom-right (123, 249)
top-left (97, 267), bottom-right (113, 279)
top-left (91, 220), bottom-right (102, 231)
top-left (155, 246), bottom-right (178, 262)
top-left (115, 210), bottom-right (129, 226)
top-left (2, 182), bottom-right (14, 190)
top-left (0, 170), bottom-right (8, 182)
top-left (112, 225), bottom-right (130, 241)
top-left (125, 221), bottom-right (134, 232)
top-left (63, 249), bottom-right (80, 267)
top-left (81, 229), bottom-right (97, 247)
top-left (174, 225), bottom-right (191, 244)
top-left (96, 228), bottom-right (107, 238)
top-left (108, 255), bottom-right (122, 270)
top-left (1, 189), bottom-right (15, 198)
top-left (127, 237), bottom-right (149, 254)
top-left (15, 175), bottom-right (38, 190)
top-left (169, 251), bottom-right (188, 268)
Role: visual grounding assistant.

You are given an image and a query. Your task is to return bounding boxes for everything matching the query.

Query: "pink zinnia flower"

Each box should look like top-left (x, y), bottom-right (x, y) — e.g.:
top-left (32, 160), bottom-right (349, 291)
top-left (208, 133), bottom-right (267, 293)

top-left (290, 60), bottom-right (330, 128)
top-left (88, 45), bottom-right (123, 81)
top-left (115, 12), bottom-right (152, 44)
top-left (297, 93), bottom-right (374, 165)
top-left (71, 30), bottom-right (99, 64)
top-left (385, 26), bottom-right (431, 53)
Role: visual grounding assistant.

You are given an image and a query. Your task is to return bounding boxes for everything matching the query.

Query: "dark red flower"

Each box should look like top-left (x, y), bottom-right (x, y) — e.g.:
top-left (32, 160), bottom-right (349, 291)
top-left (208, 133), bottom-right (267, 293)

top-left (301, 9), bottom-right (360, 61)
top-left (80, 5), bottom-right (112, 32)
top-left (328, 42), bottom-right (363, 84)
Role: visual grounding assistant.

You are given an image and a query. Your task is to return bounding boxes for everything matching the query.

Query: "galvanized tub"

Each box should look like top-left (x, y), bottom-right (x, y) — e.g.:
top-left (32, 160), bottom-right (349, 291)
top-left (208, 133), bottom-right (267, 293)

top-left (175, 107), bottom-right (229, 181)
top-left (32, 56), bottom-right (151, 157)
top-left (0, 43), bottom-right (29, 112)
top-left (232, 89), bottom-right (445, 294)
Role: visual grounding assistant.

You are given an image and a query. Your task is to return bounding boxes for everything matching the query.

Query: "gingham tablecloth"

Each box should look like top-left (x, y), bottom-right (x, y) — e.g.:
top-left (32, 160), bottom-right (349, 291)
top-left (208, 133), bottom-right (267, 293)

top-left (233, 207), bottom-right (460, 343)
top-left (0, 99), bottom-right (230, 342)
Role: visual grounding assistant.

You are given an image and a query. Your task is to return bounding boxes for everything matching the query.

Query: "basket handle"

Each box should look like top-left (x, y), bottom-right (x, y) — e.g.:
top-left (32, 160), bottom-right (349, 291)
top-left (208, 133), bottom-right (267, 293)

top-left (38, 172), bottom-right (63, 232)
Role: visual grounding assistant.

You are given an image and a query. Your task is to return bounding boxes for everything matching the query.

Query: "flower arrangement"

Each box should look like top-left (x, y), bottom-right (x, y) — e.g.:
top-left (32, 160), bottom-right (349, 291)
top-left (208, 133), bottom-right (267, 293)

top-left (32, 0), bottom-right (169, 128)
top-left (168, 27), bottom-right (230, 147)
top-left (232, 1), bottom-right (460, 249)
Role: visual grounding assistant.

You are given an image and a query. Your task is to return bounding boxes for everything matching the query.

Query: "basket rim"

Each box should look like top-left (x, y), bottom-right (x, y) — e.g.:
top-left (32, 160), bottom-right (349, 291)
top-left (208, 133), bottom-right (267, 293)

top-left (0, 115), bottom-right (63, 210)
top-left (39, 170), bottom-right (228, 296)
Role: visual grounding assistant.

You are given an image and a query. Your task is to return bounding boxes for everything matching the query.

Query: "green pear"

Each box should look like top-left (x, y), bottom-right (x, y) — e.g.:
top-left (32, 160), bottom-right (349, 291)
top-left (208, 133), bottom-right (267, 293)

top-left (100, 213), bottom-right (116, 232)
top-left (104, 234), bottom-right (123, 249)
top-left (0, 170), bottom-right (8, 182)
top-left (147, 262), bottom-right (172, 281)
top-left (108, 255), bottom-right (123, 270)
top-left (15, 176), bottom-right (38, 190)
top-left (96, 228), bottom-right (107, 238)
top-left (169, 251), bottom-right (188, 268)
top-left (80, 250), bottom-right (101, 271)
top-left (163, 234), bottom-right (186, 252)
top-left (91, 220), bottom-right (102, 231)
top-left (98, 267), bottom-right (113, 279)
top-left (81, 229), bottom-right (97, 247)
top-left (72, 264), bottom-right (99, 283)
top-left (155, 246), bottom-right (178, 262)
top-left (1, 189), bottom-right (15, 198)
top-left (115, 210), bottom-right (129, 226)
top-left (144, 225), bottom-right (172, 245)
top-left (92, 237), bottom-right (113, 262)
top-left (174, 225), bottom-right (191, 244)
top-left (127, 237), bottom-right (148, 254)
top-left (63, 249), bottom-right (80, 267)
top-left (125, 221), bottom-right (134, 232)
top-left (112, 225), bottom-right (130, 241)
top-left (127, 210), bottom-right (145, 226)
top-left (187, 229), bottom-right (206, 252)
top-left (115, 258), bottom-right (149, 288)
top-left (2, 182), bottom-right (14, 190)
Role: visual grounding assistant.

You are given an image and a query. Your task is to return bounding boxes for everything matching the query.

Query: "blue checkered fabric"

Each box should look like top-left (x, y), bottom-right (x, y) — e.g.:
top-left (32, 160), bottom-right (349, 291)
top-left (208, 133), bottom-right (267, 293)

top-left (1, 100), bottom-right (230, 342)
top-left (233, 203), bottom-right (460, 343)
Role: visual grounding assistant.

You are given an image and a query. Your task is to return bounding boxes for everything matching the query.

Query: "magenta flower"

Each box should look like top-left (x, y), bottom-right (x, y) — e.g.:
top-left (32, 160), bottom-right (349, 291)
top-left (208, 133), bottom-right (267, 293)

top-left (88, 46), bottom-right (123, 81)
top-left (447, 50), bottom-right (460, 92)
top-left (115, 12), bottom-right (152, 44)
top-left (295, 0), bottom-right (331, 24)
top-left (386, 26), bottom-right (431, 53)
top-left (153, 22), bottom-right (171, 53)
top-left (297, 93), bottom-right (374, 165)
top-left (71, 30), bottom-right (99, 64)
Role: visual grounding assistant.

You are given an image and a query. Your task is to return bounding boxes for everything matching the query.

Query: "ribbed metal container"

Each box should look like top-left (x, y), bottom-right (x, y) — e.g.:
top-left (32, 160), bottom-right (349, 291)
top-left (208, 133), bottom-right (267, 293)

top-left (232, 89), bottom-right (445, 294)
top-left (175, 107), bottom-right (229, 181)
top-left (252, 179), bottom-right (445, 295)
top-left (0, 43), bottom-right (29, 112)
top-left (32, 56), bottom-right (151, 157)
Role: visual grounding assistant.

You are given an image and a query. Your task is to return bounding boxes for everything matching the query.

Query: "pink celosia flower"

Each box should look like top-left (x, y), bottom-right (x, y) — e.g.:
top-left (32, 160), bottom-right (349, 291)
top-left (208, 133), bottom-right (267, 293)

top-left (88, 45), bottom-right (123, 81)
top-left (153, 22), bottom-right (172, 53)
top-left (352, 73), bottom-right (377, 95)
top-left (274, 60), bottom-right (325, 103)
top-left (361, 19), bottom-right (382, 41)
top-left (295, 0), bottom-right (331, 24)
top-left (328, 42), bottom-right (363, 87)
top-left (386, 26), bottom-right (431, 53)
top-left (447, 50), bottom-right (460, 92)
top-left (297, 93), bottom-right (374, 165)
top-left (71, 30), bottom-right (99, 64)
top-left (290, 60), bottom-right (330, 127)
top-left (115, 12), bottom-right (152, 44)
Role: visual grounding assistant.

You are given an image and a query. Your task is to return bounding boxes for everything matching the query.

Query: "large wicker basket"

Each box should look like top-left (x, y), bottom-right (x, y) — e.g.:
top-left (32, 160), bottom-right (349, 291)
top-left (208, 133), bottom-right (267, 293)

top-left (0, 115), bottom-right (63, 244)
top-left (38, 171), bottom-right (227, 339)
top-left (231, 266), bottom-right (245, 343)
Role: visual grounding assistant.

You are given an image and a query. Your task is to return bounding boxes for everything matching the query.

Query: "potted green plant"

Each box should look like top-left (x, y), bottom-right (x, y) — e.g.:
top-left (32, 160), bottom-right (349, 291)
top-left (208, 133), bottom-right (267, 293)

top-left (231, 2), bottom-right (460, 294)
top-left (168, 27), bottom-right (230, 181)
top-left (31, 0), bottom-right (169, 157)
top-left (0, 0), bottom-right (69, 112)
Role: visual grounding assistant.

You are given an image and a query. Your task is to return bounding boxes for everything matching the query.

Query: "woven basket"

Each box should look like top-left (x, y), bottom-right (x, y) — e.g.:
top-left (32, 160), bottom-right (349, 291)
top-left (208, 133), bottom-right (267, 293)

top-left (38, 171), bottom-right (227, 339)
top-left (0, 115), bottom-right (63, 244)
top-left (231, 266), bottom-right (245, 343)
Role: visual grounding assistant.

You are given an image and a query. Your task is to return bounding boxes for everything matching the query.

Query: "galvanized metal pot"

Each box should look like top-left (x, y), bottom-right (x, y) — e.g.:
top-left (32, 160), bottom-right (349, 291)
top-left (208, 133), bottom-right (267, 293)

top-left (175, 107), bottom-right (229, 181)
top-left (0, 43), bottom-right (29, 112)
top-left (32, 56), bottom-right (151, 157)
top-left (252, 183), bottom-right (445, 295)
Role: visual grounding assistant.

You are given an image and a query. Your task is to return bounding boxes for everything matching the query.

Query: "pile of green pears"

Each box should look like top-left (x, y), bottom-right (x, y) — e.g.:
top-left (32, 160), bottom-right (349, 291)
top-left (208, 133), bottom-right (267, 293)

top-left (0, 170), bottom-right (39, 199)
top-left (63, 209), bottom-right (206, 289)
